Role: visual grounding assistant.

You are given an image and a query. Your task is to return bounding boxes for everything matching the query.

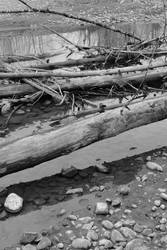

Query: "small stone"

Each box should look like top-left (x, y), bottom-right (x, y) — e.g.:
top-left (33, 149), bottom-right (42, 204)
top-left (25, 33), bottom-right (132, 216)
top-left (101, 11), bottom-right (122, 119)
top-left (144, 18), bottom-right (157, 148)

top-left (133, 224), bottom-right (144, 233)
top-left (112, 198), bottom-right (121, 207)
top-left (57, 209), bottom-right (66, 216)
top-left (160, 192), bottom-right (167, 201)
top-left (124, 209), bottom-right (131, 214)
top-left (103, 231), bottom-right (111, 239)
top-left (99, 186), bottom-right (105, 192)
top-left (95, 202), bottom-right (108, 215)
top-left (90, 186), bottom-right (100, 192)
top-left (159, 224), bottom-right (166, 232)
top-left (4, 193), bottom-right (23, 213)
top-left (79, 217), bottom-right (92, 224)
top-left (22, 245), bottom-right (36, 250)
top-left (20, 232), bottom-right (39, 244)
top-left (142, 228), bottom-right (152, 236)
top-left (37, 237), bottom-right (51, 250)
top-left (154, 200), bottom-right (161, 207)
top-left (160, 235), bottom-right (167, 244)
top-left (141, 175), bottom-right (148, 182)
top-left (114, 221), bottom-right (123, 228)
top-left (67, 214), bottom-right (78, 221)
top-left (160, 218), bottom-right (167, 224)
top-left (151, 206), bottom-right (157, 212)
top-left (57, 243), bottom-right (64, 249)
top-left (122, 220), bottom-right (136, 227)
top-left (95, 162), bottom-right (109, 173)
top-left (15, 109), bottom-right (25, 115)
top-left (120, 227), bottom-right (136, 239)
top-left (160, 204), bottom-right (166, 210)
top-left (0, 210), bottom-right (8, 220)
top-left (146, 161), bottom-right (163, 171)
top-left (102, 220), bottom-right (113, 230)
top-left (66, 188), bottom-right (83, 195)
top-left (99, 239), bottom-right (113, 248)
top-left (125, 239), bottom-right (149, 250)
top-left (110, 229), bottom-right (125, 243)
top-left (61, 166), bottom-right (78, 178)
top-left (146, 156), bottom-right (151, 161)
top-left (118, 185), bottom-right (130, 195)
top-left (72, 238), bottom-right (91, 249)
top-left (87, 230), bottom-right (98, 241)
top-left (158, 188), bottom-right (166, 192)
top-left (109, 209), bottom-right (114, 215)
top-left (82, 222), bottom-right (94, 230)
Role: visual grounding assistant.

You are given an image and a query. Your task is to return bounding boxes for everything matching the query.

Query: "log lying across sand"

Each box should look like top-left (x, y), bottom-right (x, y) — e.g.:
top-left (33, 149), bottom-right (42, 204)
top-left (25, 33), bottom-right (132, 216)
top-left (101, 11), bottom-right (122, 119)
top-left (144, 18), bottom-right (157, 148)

top-left (1, 94), bottom-right (167, 176)
top-left (0, 70), bottom-right (166, 97)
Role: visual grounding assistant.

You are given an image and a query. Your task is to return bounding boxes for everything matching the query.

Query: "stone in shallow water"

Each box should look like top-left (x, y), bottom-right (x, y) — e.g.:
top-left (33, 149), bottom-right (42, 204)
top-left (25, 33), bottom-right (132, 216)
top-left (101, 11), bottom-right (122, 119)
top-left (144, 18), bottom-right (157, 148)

top-left (125, 239), bottom-right (150, 250)
top-left (4, 193), bottom-right (23, 213)
top-left (110, 229), bottom-right (125, 243)
top-left (118, 185), bottom-right (130, 195)
top-left (160, 192), bottom-right (167, 201)
top-left (61, 165), bottom-right (78, 178)
top-left (87, 230), bottom-right (99, 241)
top-left (120, 227), bottom-right (136, 239)
top-left (22, 245), bottom-right (36, 250)
top-left (102, 220), bottom-right (113, 230)
top-left (72, 238), bottom-right (91, 249)
top-left (66, 188), bottom-right (83, 195)
top-left (99, 239), bottom-right (113, 248)
top-left (37, 237), bottom-right (51, 250)
top-left (112, 198), bottom-right (122, 207)
top-left (95, 202), bottom-right (109, 215)
top-left (20, 232), bottom-right (39, 244)
top-left (146, 161), bottom-right (163, 171)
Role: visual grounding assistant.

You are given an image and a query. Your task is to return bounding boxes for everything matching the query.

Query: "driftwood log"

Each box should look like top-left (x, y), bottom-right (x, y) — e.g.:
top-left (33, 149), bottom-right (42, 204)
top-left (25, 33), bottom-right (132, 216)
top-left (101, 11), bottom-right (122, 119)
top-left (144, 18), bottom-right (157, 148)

top-left (0, 70), bottom-right (166, 97)
top-left (1, 94), bottom-right (167, 176)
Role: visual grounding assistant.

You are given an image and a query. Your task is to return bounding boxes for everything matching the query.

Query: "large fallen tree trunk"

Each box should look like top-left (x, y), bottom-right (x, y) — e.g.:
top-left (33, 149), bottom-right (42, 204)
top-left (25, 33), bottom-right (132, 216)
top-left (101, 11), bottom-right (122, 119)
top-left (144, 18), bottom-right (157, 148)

top-left (0, 70), bottom-right (166, 97)
top-left (1, 94), bottom-right (167, 176)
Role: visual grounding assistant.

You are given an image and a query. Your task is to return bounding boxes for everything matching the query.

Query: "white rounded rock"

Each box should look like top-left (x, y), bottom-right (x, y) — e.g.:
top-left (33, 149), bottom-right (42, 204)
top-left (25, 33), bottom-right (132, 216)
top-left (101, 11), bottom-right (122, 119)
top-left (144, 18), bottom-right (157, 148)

top-left (4, 193), bottom-right (23, 213)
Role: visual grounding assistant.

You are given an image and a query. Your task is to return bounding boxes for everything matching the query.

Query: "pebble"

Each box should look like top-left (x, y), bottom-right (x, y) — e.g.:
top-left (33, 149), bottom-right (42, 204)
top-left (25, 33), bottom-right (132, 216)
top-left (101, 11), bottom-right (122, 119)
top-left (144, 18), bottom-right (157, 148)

top-left (57, 209), bottom-right (66, 216)
top-left (57, 243), bottom-right (64, 249)
top-left (72, 238), bottom-right (91, 249)
top-left (110, 229), bottom-right (125, 243)
top-left (37, 237), bottom-right (51, 250)
top-left (99, 239), bottom-right (113, 248)
top-left (160, 235), bottom-right (167, 244)
top-left (160, 217), bottom-right (167, 224)
top-left (142, 228), bottom-right (152, 236)
top-left (20, 232), bottom-right (39, 244)
top-left (87, 230), bottom-right (99, 241)
top-left (22, 245), bottom-right (36, 250)
top-left (160, 204), bottom-right (166, 210)
top-left (160, 192), bottom-right (167, 201)
top-left (0, 210), bottom-right (8, 220)
top-left (120, 227), bottom-right (136, 239)
top-left (125, 239), bottom-right (149, 250)
top-left (117, 185), bottom-right (130, 195)
top-left (79, 217), bottom-right (92, 224)
top-left (95, 202), bottom-right (109, 215)
top-left (102, 220), bottom-right (113, 230)
top-left (90, 186), bottom-right (100, 192)
top-left (61, 166), bottom-right (78, 178)
top-left (159, 224), bottom-right (166, 232)
top-left (112, 198), bottom-right (122, 207)
top-left (122, 220), bottom-right (136, 227)
top-left (66, 188), bottom-right (83, 195)
top-left (67, 214), bottom-right (78, 221)
top-left (146, 156), bottom-right (152, 161)
top-left (146, 161), bottom-right (163, 171)
top-left (82, 222), bottom-right (94, 230)
top-left (154, 200), bottom-right (161, 207)
top-left (4, 193), bottom-right (23, 213)
top-left (151, 206), bottom-right (157, 212)
top-left (95, 163), bottom-right (109, 173)
top-left (133, 224), bottom-right (144, 233)
top-left (15, 109), bottom-right (25, 115)
top-left (114, 221), bottom-right (123, 228)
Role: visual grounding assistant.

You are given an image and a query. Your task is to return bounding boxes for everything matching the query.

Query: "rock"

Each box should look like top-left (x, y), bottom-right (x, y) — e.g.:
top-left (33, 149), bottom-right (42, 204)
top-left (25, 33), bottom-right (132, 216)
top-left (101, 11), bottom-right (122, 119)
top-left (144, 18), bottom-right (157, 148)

top-left (110, 229), bottom-right (125, 243)
top-left (87, 230), bottom-right (99, 241)
top-left (112, 198), bottom-right (121, 207)
top-left (125, 239), bottom-right (150, 250)
top-left (160, 218), bottom-right (167, 224)
top-left (133, 224), bottom-right (144, 233)
top-left (103, 231), bottom-right (111, 240)
top-left (57, 209), bottom-right (66, 216)
top-left (79, 217), bottom-right (92, 224)
top-left (66, 188), bottom-right (83, 195)
top-left (142, 228), bottom-right (152, 236)
top-left (159, 224), bottom-right (166, 232)
top-left (151, 206), bottom-right (157, 212)
top-left (15, 109), bottom-right (25, 115)
top-left (160, 192), bottom-right (167, 201)
top-left (146, 161), bottom-right (163, 171)
top-left (118, 185), bottom-right (130, 195)
top-left (72, 238), bottom-right (91, 249)
top-left (95, 162), bottom-right (109, 173)
top-left (95, 202), bottom-right (109, 215)
top-left (154, 200), bottom-right (161, 207)
top-left (82, 222), bottom-right (94, 230)
top-left (99, 239), bottom-right (113, 248)
top-left (102, 220), bottom-right (113, 230)
top-left (37, 237), bottom-right (51, 250)
top-left (4, 193), bottom-right (23, 213)
top-left (160, 204), bottom-right (166, 209)
top-left (57, 243), bottom-right (64, 249)
top-left (67, 214), bottom-right (78, 221)
top-left (120, 227), bottom-right (136, 239)
top-left (22, 245), bottom-right (36, 250)
top-left (146, 156), bottom-right (151, 161)
top-left (1, 101), bottom-right (11, 115)
top-left (141, 175), bottom-right (148, 182)
top-left (114, 221), bottom-right (123, 228)
top-left (20, 232), bottom-right (39, 244)
top-left (90, 186), bottom-right (100, 192)
top-left (122, 220), bottom-right (136, 227)
top-left (0, 210), bottom-right (8, 220)
top-left (61, 166), bottom-right (78, 178)
top-left (160, 235), bottom-right (167, 244)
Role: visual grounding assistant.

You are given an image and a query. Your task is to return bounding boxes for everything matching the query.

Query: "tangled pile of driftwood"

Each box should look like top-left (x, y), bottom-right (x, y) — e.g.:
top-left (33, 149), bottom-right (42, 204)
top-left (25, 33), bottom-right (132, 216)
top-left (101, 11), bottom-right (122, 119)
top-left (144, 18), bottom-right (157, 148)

top-left (1, 0), bottom-right (167, 176)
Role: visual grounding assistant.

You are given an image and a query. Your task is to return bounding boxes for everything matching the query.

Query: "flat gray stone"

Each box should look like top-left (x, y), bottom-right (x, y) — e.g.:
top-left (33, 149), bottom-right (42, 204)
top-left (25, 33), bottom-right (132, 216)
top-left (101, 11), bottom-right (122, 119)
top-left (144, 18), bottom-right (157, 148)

top-left (72, 238), bottom-right (91, 249)
top-left (110, 229), bottom-right (125, 243)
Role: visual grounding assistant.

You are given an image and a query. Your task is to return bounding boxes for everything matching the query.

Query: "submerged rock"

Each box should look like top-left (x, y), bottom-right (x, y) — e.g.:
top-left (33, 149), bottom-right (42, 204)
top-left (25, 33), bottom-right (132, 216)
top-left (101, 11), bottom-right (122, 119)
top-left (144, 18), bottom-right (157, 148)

top-left (146, 162), bottom-right (163, 172)
top-left (125, 239), bottom-right (150, 250)
top-left (61, 165), bottom-right (78, 178)
top-left (4, 193), bottom-right (23, 213)
top-left (118, 185), bottom-right (130, 195)
top-left (72, 238), bottom-right (91, 249)
top-left (110, 229), bottom-right (125, 243)
top-left (20, 232), bottom-right (39, 244)
top-left (102, 220), bottom-right (113, 230)
top-left (66, 188), bottom-right (83, 195)
top-left (37, 236), bottom-right (51, 250)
